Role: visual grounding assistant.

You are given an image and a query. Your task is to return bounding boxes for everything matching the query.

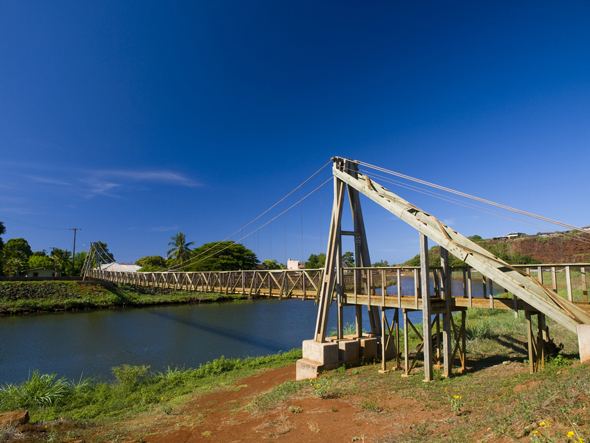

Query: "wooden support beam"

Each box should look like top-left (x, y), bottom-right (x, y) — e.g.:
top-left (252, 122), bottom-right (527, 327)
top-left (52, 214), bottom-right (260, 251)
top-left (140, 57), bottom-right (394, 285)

top-left (441, 247), bottom-right (453, 377)
top-left (420, 233), bottom-right (433, 382)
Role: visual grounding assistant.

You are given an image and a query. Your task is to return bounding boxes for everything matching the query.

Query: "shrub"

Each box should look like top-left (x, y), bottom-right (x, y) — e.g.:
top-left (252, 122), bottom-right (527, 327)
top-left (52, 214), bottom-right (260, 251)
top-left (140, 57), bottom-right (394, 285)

top-left (111, 365), bottom-right (150, 389)
top-left (0, 371), bottom-right (71, 410)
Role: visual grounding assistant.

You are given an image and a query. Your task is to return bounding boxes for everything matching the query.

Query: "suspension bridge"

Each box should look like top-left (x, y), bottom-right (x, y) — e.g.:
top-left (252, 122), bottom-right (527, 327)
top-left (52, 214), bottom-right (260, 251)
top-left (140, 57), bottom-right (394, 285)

top-left (82, 157), bottom-right (590, 381)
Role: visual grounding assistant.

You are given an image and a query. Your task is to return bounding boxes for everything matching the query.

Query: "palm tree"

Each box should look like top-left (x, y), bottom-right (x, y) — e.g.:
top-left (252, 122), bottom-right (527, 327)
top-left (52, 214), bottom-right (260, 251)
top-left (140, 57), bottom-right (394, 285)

top-left (167, 232), bottom-right (195, 263)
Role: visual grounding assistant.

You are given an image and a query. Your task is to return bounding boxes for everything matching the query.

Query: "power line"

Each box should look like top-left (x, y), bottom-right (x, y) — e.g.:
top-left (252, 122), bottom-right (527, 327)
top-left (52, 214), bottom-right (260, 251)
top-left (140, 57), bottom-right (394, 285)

top-left (0, 214), bottom-right (68, 231)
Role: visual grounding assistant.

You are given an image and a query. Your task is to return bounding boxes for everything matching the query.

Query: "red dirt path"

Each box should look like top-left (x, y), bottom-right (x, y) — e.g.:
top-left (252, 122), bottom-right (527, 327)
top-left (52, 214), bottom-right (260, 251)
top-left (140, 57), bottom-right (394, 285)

top-left (135, 364), bottom-right (449, 443)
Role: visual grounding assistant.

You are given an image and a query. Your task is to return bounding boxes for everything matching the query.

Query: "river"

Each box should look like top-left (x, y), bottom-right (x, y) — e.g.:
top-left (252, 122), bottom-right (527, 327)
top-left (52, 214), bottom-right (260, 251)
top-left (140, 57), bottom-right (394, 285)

top-left (0, 277), bottom-right (499, 384)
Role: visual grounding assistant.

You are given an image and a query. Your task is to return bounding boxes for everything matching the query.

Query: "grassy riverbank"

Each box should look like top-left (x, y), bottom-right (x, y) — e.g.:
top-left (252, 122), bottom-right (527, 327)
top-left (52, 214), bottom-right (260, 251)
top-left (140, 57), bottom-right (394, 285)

top-left (0, 309), bottom-right (587, 442)
top-left (0, 281), bottom-right (246, 315)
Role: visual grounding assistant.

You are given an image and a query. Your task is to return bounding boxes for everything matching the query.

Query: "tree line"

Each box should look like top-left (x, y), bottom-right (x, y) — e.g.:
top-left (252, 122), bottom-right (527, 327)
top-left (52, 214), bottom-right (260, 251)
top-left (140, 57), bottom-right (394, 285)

top-left (0, 220), bottom-right (116, 277)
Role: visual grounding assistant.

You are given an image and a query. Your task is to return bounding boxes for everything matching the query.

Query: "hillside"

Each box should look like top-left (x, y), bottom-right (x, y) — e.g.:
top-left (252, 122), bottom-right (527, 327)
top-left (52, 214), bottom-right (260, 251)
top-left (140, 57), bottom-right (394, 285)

top-left (401, 231), bottom-right (590, 266)
top-left (484, 231), bottom-right (590, 263)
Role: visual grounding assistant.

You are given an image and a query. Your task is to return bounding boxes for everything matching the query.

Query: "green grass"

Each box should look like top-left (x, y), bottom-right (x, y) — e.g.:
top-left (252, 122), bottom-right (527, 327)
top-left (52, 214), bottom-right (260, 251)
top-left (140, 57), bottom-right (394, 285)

top-left (0, 349), bottom-right (302, 422)
top-left (0, 281), bottom-right (248, 314)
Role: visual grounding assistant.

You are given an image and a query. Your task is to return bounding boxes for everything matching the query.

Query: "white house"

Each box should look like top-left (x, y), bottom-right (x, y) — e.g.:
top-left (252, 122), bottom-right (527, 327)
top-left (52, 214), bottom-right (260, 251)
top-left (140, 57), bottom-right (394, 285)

top-left (98, 263), bottom-right (142, 272)
top-left (286, 259), bottom-right (305, 270)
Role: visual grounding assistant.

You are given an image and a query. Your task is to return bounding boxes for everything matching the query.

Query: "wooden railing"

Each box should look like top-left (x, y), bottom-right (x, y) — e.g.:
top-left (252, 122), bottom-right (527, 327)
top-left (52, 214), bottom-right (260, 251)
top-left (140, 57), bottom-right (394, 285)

top-left (87, 263), bottom-right (590, 310)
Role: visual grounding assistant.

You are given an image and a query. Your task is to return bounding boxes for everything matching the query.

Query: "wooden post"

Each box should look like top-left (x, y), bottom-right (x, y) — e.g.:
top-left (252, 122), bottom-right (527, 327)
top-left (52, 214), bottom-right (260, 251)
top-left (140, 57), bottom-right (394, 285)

top-left (538, 313), bottom-right (546, 370)
top-left (420, 233), bottom-right (433, 382)
top-left (441, 247), bottom-right (453, 377)
top-left (314, 172), bottom-right (345, 342)
top-left (526, 311), bottom-right (535, 374)
top-left (461, 310), bottom-right (467, 373)
top-left (381, 308), bottom-right (388, 373)
top-left (551, 267), bottom-right (557, 292)
top-left (566, 266), bottom-right (573, 301)
top-left (346, 160), bottom-right (381, 336)
top-left (467, 268), bottom-right (472, 307)
top-left (582, 267), bottom-right (588, 303)
top-left (397, 268), bottom-right (402, 308)
top-left (402, 309), bottom-right (411, 377)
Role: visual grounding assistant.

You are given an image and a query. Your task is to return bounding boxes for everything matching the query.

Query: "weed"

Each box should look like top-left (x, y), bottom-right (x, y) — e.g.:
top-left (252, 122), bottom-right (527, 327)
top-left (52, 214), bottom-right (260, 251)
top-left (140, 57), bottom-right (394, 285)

top-left (360, 399), bottom-right (382, 412)
top-left (307, 420), bottom-right (320, 433)
top-left (288, 405), bottom-right (302, 413)
top-left (201, 431), bottom-right (212, 437)
top-left (448, 394), bottom-right (463, 415)
top-left (331, 405), bottom-right (339, 412)
top-left (0, 371), bottom-right (71, 410)
top-left (111, 365), bottom-right (150, 389)
top-left (251, 380), bottom-right (306, 412)
top-left (310, 379), bottom-right (333, 398)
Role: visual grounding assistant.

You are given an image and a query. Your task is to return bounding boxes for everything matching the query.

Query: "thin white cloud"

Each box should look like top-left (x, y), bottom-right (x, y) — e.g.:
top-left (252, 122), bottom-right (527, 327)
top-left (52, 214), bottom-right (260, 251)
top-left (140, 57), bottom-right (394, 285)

top-left (0, 207), bottom-right (40, 215)
top-left (92, 170), bottom-right (200, 187)
top-left (150, 226), bottom-right (179, 232)
top-left (81, 181), bottom-right (122, 198)
top-left (1, 162), bottom-right (201, 199)
top-left (23, 175), bottom-right (73, 186)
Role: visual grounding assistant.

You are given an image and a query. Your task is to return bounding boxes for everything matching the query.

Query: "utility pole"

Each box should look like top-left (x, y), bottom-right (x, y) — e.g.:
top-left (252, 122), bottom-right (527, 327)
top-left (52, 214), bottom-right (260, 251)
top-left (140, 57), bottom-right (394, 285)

top-left (70, 228), bottom-right (81, 276)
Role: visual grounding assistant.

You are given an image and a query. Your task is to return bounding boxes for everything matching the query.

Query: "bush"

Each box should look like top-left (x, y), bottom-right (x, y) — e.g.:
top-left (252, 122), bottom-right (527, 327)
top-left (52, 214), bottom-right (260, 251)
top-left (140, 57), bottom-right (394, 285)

top-left (0, 371), bottom-right (71, 410)
top-left (111, 365), bottom-right (149, 389)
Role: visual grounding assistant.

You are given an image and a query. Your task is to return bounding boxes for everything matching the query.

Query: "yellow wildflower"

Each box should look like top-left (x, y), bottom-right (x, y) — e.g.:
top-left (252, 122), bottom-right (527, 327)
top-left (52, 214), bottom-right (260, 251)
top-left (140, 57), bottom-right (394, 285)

top-left (532, 431), bottom-right (538, 435)
top-left (568, 431), bottom-right (575, 438)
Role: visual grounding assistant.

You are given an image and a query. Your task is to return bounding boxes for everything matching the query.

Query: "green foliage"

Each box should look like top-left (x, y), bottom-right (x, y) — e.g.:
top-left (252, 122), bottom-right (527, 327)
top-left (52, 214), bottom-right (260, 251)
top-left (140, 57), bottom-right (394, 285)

top-left (136, 255), bottom-right (167, 272)
top-left (304, 253), bottom-right (326, 269)
top-left (28, 255), bottom-right (54, 269)
top-left (1, 349), bottom-right (302, 420)
top-left (342, 251), bottom-right (355, 267)
top-left (361, 399), bottom-right (383, 412)
top-left (185, 241), bottom-right (258, 271)
top-left (262, 259), bottom-right (283, 270)
top-left (372, 260), bottom-right (390, 267)
top-left (0, 221), bottom-right (4, 275)
top-left (4, 252), bottom-right (29, 276)
top-left (95, 242), bottom-right (115, 262)
top-left (468, 234), bottom-right (484, 241)
top-left (252, 379), bottom-right (306, 411)
top-left (111, 365), bottom-right (150, 389)
top-left (50, 248), bottom-right (72, 275)
top-left (0, 371), bottom-right (72, 410)
top-left (166, 232), bottom-right (195, 264)
top-left (4, 238), bottom-right (33, 259)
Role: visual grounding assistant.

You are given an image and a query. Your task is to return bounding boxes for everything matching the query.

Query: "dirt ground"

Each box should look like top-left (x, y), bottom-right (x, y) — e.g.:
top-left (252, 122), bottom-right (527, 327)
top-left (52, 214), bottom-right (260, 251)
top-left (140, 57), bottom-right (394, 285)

top-left (111, 364), bottom-right (455, 443)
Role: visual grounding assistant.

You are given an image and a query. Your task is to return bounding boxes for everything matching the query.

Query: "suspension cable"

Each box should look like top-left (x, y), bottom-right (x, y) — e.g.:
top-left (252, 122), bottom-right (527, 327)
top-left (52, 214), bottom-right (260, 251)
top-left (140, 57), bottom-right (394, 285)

top-left (356, 168), bottom-right (590, 247)
top-left (355, 159), bottom-right (589, 233)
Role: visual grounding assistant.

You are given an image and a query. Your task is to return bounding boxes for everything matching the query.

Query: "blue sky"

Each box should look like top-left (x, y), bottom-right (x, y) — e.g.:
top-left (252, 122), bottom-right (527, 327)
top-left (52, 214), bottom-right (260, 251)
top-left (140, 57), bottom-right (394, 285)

top-left (1, 1), bottom-right (589, 265)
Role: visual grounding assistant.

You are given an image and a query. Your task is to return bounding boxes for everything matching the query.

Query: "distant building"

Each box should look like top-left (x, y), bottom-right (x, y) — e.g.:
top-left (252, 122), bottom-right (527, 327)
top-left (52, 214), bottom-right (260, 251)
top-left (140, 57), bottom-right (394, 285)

top-left (287, 259), bottom-right (305, 270)
top-left (26, 267), bottom-right (59, 278)
top-left (495, 232), bottom-right (526, 240)
top-left (98, 263), bottom-right (142, 272)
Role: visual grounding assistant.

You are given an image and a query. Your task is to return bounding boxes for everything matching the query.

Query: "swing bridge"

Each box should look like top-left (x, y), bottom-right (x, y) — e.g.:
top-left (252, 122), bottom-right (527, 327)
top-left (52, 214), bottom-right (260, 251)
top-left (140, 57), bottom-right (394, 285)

top-left (83, 157), bottom-right (590, 381)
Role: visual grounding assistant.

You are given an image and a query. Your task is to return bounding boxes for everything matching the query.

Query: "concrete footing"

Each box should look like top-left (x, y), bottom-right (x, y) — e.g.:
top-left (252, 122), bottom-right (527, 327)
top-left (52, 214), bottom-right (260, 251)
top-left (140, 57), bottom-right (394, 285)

top-left (296, 335), bottom-right (388, 380)
top-left (577, 324), bottom-right (590, 364)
